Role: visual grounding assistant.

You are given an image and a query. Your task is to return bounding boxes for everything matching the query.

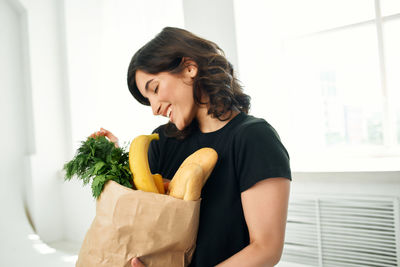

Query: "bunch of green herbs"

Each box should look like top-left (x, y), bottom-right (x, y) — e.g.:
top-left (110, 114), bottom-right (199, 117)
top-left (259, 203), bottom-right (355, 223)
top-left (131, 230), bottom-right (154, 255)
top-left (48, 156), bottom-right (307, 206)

top-left (63, 136), bottom-right (133, 198)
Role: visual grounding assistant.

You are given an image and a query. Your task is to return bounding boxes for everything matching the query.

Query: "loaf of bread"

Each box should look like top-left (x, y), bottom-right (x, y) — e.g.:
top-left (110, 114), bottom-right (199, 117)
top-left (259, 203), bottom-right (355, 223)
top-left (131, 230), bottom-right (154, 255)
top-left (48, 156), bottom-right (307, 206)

top-left (168, 148), bottom-right (218, 201)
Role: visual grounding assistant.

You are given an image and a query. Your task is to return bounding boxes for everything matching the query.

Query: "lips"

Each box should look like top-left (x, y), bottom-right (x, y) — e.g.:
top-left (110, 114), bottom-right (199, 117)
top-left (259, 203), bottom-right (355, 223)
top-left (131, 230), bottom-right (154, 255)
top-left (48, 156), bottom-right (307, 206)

top-left (167, 106), bottom-right (172, 121)
top-left (167, 107), bottom-right (172, 118)
top-left (161, 105), bottom-right (173, 122)
top-left (161, 104), bottom-right (171, 117)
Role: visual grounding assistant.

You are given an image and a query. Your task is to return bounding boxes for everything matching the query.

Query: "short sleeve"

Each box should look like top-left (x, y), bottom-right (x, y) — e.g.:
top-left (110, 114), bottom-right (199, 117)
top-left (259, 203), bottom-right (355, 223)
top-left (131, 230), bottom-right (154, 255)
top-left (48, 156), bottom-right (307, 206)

top-left (234, 121), bottom-right (291, 192)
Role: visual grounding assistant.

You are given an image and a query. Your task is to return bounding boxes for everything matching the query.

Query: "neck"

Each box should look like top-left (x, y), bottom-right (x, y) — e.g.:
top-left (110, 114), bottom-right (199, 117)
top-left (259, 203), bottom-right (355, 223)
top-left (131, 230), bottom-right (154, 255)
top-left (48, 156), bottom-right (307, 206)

top-left (196, 107), bottom-right (239, 133)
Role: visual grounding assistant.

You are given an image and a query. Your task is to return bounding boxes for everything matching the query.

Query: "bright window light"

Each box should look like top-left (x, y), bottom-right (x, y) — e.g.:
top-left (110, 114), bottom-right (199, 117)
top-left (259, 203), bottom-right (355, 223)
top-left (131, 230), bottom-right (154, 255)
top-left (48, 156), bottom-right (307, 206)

top-left (283, 24), bottom-right (382, 149)
top-left (33, 243), bottom-right (56, 255)
top-left (27, 234), bottom-right (40, 240)
top-left (62, 255), bottom-right (78, 263)
top-left (384, 19), bottom-right (400, 144)
top-left (234, 0), bottom-right (400, 171)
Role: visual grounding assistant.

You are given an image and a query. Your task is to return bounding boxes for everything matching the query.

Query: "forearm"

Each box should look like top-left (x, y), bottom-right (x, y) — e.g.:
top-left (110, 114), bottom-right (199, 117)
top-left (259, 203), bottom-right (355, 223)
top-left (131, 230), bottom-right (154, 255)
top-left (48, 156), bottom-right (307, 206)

top-left (215, 242), bottom-right (282, 267)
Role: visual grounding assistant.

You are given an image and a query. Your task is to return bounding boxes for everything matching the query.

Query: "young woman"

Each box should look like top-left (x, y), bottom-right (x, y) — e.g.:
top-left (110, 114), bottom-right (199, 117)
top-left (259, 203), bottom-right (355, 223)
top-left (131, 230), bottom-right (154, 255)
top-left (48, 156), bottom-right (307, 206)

top-left (94, 27), bottom-right (291, 267)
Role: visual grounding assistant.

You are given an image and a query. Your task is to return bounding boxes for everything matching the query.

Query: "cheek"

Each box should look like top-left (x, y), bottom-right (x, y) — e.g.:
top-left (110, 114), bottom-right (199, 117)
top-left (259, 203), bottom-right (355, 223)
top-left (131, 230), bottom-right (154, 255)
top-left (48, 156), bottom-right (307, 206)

top-left (157, 89), bottom-right (168, 102)
top-left (158, 81), bottom-right (175, 101)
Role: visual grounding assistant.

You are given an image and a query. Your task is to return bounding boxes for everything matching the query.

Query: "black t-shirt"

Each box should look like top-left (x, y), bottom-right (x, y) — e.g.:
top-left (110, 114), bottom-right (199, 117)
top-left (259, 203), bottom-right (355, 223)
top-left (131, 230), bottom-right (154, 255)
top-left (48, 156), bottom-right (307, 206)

top-left (148, 112), bottom-right (292, 267)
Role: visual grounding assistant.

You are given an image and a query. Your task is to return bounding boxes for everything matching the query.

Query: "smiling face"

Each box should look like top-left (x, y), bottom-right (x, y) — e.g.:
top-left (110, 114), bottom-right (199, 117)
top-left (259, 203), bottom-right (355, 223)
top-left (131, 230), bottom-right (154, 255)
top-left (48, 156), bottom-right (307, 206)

top-left (135, 64), bottom-right (199, 130)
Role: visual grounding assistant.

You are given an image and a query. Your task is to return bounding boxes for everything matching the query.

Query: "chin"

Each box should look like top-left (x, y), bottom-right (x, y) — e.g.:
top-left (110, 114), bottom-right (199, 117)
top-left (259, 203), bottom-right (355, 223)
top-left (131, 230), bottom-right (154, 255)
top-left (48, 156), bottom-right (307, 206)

top-left (175, 124), bottom-right (185, 131)
top-left (173, 114), bottom-right (193, 131)
top-left (174, 120), bottom-right (189, 131)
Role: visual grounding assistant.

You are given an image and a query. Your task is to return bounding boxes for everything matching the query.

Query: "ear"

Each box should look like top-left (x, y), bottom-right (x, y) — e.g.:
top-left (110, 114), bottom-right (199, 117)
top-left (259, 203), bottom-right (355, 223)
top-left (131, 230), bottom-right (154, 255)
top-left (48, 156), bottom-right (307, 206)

top-left (182, 57), bottom-right (198, 79)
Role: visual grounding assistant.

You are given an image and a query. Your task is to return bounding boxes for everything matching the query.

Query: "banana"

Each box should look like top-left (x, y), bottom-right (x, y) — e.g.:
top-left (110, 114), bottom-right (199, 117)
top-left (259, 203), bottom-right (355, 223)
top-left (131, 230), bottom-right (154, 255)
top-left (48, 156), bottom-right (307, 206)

top-left (152, 173), bottom-right (165, 194)
top-left (129, 134), bottom-right (159, 193)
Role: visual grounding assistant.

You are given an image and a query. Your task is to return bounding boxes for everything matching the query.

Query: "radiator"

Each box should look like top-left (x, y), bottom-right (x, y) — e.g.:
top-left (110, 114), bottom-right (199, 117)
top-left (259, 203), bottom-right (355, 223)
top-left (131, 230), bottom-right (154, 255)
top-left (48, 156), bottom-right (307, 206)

top-left (280, 195), bottom-right (400, 267)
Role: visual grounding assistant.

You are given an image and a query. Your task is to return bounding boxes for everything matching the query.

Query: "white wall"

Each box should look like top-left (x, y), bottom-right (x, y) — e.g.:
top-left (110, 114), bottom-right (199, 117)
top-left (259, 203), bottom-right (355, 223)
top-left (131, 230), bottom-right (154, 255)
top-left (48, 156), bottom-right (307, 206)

top-left (2, 0), bottom-right (72, 243)
top-left (0, 0), bottom-right (32, 232)
top-left (63, 0), bottom-right (185, 148)
top-left (183, 0), bottom-right (239, 72)
top-left (292, 171), bottom-right (400, 196)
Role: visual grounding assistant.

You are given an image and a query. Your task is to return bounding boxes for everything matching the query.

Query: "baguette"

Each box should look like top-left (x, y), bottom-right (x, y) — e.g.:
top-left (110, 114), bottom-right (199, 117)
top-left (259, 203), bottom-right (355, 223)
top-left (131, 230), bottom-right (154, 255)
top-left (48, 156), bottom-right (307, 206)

top-left (169, 148), bottom-right (218, 201)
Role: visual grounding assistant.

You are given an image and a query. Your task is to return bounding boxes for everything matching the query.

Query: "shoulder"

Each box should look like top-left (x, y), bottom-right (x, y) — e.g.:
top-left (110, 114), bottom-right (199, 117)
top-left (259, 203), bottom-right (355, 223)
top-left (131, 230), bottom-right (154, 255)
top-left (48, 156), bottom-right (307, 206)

top-left (232, 114), bottom-right (292, 190)
top-left (233, 114), bottom-right (282, 144)
top-left (232, 113), bottom-right (290, 161)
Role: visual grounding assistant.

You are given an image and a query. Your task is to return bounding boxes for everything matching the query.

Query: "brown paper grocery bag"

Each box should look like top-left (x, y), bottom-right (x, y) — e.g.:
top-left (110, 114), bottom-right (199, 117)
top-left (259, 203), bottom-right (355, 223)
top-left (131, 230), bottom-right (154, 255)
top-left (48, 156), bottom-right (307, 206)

top-left (76, 180), bottom-right (200, 267)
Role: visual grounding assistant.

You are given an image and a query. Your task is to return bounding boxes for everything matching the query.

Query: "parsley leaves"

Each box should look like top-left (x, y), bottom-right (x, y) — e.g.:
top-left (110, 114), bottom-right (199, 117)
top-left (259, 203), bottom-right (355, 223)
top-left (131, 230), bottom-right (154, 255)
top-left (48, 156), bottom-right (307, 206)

top-left (63, 136), bottom-right (133, 198)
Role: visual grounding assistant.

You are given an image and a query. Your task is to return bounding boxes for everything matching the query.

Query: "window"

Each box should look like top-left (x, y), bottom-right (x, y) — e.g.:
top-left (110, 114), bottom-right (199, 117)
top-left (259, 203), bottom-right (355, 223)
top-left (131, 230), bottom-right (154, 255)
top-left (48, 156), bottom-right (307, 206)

top-left (234, 0), bottom-right (400, 171)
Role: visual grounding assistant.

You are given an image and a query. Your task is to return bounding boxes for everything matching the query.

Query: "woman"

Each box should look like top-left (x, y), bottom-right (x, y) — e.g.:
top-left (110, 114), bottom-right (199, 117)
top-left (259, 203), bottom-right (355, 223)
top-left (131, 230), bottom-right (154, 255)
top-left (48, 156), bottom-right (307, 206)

top-left (94, 27), bottom-right (291, 267)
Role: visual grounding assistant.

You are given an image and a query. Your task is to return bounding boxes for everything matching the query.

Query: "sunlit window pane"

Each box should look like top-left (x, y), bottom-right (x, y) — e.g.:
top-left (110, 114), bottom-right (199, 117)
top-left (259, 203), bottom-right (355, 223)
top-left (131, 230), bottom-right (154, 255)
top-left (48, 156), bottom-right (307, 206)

top-left (274, 0), bottom-right (375, 37)
top-left (384, 19), bottom-right (400, 144)
top-left (283, 24), bottom-right (383, 150)
top-left (381, 0), bottom-right (400, 17)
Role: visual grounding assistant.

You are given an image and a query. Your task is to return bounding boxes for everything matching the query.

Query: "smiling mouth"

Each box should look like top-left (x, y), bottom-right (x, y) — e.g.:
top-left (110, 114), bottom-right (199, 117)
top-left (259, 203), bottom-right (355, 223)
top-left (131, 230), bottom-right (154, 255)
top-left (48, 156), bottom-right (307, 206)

top-left (167, 106), bottom-right (172, 119)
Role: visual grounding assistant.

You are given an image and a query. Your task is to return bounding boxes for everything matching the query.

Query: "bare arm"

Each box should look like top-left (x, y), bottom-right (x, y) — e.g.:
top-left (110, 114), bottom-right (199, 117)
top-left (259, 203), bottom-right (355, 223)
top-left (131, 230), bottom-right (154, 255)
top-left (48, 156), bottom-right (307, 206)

top-left (216, 177), bottom-right (290, 267)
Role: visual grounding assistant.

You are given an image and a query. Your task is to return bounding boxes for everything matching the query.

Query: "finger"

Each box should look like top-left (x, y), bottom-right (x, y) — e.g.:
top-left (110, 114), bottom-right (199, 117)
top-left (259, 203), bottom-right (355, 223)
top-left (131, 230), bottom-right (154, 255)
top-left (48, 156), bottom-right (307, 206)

top-left (131, 257), bottom-right (145, 267)
top-left (101, 128), bottom-right (116, 138)
top-left (89, 131), bottom-right (104, 139)
top-left (99, 128), bottom-right (113, 138)
top-left (99, 128), bottom-right (120, 148)
top-left (89, 133), bottom-right (100, 138)
top-left (104, 131), bottom-right (119, 143)
top-left (100, 127), bottom-right (110, 135)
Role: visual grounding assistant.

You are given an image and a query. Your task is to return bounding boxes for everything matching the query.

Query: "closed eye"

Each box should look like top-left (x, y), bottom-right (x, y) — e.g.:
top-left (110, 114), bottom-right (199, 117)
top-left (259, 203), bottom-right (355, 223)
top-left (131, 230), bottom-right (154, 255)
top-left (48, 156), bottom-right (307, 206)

top-left (154, 85), bottom-right (159, 94)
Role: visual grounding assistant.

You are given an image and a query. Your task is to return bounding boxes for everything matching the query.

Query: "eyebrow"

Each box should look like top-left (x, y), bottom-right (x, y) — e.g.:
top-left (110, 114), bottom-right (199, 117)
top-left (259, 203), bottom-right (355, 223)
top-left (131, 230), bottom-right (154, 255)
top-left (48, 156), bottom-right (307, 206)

top-left (145, 79), bottom-right (154, 92)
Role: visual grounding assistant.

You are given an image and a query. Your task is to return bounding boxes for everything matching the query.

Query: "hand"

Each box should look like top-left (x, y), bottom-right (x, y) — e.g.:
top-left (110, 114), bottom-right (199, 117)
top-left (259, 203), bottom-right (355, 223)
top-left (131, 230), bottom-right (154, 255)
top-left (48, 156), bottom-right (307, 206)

top-left (89, 127), bottom-right (119, 148)
top-left (131, 257), bottom-right (145, 267)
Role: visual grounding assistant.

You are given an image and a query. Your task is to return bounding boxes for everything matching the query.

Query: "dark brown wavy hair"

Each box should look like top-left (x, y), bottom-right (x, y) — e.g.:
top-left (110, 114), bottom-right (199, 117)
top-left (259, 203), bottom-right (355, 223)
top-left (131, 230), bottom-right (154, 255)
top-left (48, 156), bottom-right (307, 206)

top-left (127, 27), bottom-right (250, 139)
